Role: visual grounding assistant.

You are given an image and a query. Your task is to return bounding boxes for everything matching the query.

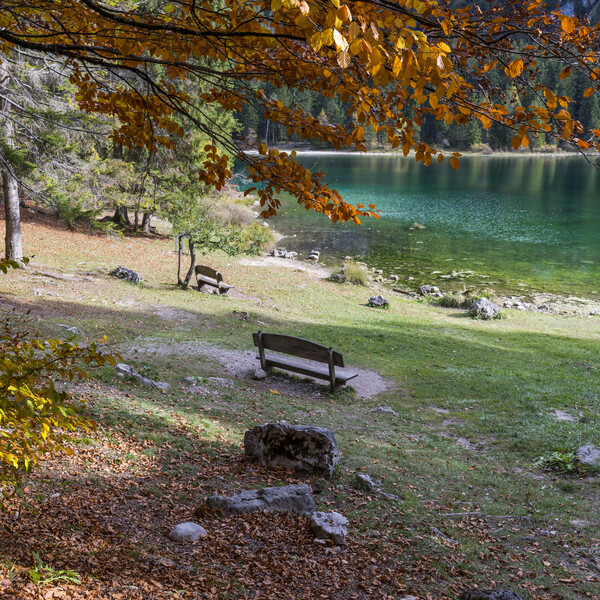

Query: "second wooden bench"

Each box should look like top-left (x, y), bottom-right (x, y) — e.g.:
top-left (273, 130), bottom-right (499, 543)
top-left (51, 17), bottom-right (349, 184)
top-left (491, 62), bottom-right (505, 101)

top-left (195, 265), bottom-right (233, 295)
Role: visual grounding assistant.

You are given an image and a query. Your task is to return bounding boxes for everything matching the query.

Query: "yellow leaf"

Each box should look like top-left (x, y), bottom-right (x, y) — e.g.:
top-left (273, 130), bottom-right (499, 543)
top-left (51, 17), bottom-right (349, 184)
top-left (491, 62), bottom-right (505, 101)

top-left (511, 134), bottom-right (521, 150)
top-left (438, 42), bottom-right (451, 53)
top-left (584, 87), bottom-right (594, 98)
top-left (392, 55), bottom-right (402, 78)
top-left (337, 5), bottom-right (351, 22)
top-left (310, 31), bottom-right (323, 52)
top-left (450, 156), bottom-right (460, 170)
top-left (333, 28), bottom-right (349, 51)
top-left (270, 390), bottom-right (281, 395)
top-left (544, 88), bottom-right (557, 109)
top-left (561, 16), bottom-right (576, 34)
top-left (258, 143), bottom-right (267, 155)
top-left (349, 21), bottom-right (360, 39)
top-left (337, 50), bottom-right (351, 69)
top-left (560, 66), bottom-right (572, 80)
top-left (507, 59), bottom-right (524, 78)
top-left (331, 0), bottom-right (340, 7)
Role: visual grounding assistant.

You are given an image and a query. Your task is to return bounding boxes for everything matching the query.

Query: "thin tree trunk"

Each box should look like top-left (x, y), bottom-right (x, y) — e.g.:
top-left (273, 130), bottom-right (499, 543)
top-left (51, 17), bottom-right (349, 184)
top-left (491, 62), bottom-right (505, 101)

top-left (0, 54), bottom-right (24, 265)
top-left (141, 211), bottom-right (151, 233)
top-left (177, 234), bottom-right (185, 285)
top-left (182, 238), bottom-right (196, 289)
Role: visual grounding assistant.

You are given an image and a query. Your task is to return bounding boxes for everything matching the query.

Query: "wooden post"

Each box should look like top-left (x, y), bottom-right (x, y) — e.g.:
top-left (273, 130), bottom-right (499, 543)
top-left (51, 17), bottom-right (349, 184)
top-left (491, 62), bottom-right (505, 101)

top-left (328, 347), bottom-right (336, 393)
top-left (257, 331), bottom-right (268, 372)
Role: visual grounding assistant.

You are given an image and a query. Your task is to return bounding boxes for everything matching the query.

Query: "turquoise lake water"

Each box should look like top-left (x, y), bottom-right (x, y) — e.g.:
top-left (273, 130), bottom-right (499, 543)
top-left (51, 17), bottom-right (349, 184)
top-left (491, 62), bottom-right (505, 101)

top-left (250, 154), bottom-right (600, 298)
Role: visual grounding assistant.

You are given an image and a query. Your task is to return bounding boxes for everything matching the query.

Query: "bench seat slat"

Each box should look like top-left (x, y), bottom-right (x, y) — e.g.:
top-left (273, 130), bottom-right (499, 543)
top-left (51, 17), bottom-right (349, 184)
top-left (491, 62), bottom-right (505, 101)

top-left (261, 352), bottom-right (358, 384)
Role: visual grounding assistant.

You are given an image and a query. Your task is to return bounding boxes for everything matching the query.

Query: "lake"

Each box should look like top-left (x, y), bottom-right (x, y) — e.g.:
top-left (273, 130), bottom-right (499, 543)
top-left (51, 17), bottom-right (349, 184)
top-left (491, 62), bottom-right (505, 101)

top-left (249, 153), bottom-right (600, 299)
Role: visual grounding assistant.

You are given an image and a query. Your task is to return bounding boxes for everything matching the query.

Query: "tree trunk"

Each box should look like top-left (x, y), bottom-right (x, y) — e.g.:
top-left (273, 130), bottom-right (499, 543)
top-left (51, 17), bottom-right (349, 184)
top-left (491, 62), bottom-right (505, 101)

top-left (0, 54), bottom-right (24, 265)
top-left (177, 235), bottom-right (184, 285)
top-left (141, 211), bottom-right (151, 233)
top-left (182, 238), bottom-right (196, 289)
top-left (112, 205), bottom-right (131, 226)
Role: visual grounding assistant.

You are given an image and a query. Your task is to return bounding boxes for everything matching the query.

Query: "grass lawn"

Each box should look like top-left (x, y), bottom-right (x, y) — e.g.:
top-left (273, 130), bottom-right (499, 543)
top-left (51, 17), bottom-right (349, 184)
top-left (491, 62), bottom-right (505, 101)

top-left (0, 211), bottom-right (599, 600)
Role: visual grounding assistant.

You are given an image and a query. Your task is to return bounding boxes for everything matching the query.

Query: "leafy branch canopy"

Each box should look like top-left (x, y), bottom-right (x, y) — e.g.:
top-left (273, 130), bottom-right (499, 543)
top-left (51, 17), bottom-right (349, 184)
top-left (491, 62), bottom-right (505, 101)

top-left (1, 0), bottom-right (599, 222)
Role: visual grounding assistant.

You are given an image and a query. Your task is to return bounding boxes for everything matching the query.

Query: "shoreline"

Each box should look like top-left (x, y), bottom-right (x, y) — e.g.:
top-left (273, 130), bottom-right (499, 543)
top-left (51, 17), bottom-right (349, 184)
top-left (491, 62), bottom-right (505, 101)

top-left (243, 147), bottom-right (594, 159)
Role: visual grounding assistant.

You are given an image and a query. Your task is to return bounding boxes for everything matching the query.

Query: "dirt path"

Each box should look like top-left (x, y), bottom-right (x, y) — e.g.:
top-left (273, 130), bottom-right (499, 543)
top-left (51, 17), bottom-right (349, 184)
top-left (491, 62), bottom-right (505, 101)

top-left (127, 340), bottom-right (391, 398)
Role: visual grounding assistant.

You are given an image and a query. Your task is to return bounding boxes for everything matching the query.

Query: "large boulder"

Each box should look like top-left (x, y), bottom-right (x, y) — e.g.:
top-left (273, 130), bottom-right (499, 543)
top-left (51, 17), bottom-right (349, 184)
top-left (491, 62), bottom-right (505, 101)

top-left (367, 295), bottom-right (389, 308)
top-left (204, 484), bottom-right (315, 515)
top-left (310, 511), bottom-right (349, 545)
top-left (244, 423), bottom-right (339, 478)
top-left (110, 266), bottom-right (142, 284)
top-left (469, 298), bottom-right (499, 320)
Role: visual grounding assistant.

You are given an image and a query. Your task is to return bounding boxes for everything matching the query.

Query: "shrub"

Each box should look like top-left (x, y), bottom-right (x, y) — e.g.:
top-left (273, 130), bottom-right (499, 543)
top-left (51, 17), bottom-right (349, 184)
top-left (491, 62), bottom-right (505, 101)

top-left (211, 201), bottom-right (255, 227)
top-left (341, 259), bottom-right (369, 286)
top-left (534, 449), bottom-right (596, 476)
top-left (242, 222), bottom-right (276, 255)
top-left (470, 143), bottom-right (493, 155)
top-left (436, 293), bottom-right (472, 309)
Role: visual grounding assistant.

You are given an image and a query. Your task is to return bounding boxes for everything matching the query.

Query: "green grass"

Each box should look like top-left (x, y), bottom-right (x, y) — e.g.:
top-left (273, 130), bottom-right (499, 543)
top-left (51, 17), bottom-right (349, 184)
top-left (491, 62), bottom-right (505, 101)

top-left (1, 223), bottom-right (600, 598)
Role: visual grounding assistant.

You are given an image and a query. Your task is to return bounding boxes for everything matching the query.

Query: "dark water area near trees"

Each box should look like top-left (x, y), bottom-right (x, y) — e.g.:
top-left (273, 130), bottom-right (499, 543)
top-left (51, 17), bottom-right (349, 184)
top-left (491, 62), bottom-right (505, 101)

top-left (244, 153), bottom-right (600, 298)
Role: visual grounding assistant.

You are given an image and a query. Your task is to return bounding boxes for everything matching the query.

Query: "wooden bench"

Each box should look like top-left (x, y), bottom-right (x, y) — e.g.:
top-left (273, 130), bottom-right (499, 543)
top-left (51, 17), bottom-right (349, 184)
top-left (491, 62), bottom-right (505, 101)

top-left (195, 265), bottom-right (233, 295)
top-left (252, 331), bottom-right (358, 393)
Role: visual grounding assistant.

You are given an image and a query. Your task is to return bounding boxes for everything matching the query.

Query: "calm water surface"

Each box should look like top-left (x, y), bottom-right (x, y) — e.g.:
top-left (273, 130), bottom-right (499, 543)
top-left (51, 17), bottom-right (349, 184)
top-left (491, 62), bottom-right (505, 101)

top-left (255, 154), bottom-right (600, 298)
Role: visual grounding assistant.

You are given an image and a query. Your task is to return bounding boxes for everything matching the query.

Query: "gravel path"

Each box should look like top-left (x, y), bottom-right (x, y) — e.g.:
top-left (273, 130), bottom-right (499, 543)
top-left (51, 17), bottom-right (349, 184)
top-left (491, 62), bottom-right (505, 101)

top-left (128, 340), bottom-right (391, 398)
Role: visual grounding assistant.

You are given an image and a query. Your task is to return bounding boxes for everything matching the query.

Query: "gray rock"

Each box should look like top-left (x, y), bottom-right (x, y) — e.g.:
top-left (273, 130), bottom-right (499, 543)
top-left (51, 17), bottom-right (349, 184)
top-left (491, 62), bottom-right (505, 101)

top-left (388, 275), bottom-right (399, 282)
top-left (110, 266), bottom-right (142, 284)
top-left (115, 363), bottom-right (170, 390)
top-left (168, 522), bottom-right (207, 542)
top-left (368, 295), bottom-right (389, 308)
top-left (244, 423), bottom-right (338, 478)
top-left (469, 298), bottom-right (499, 319)
top-left (461, 590), bottom-right (522, 600)
top-left (272, 248), bottom-right (297, 259)
top-left (205, 484), bottom-right (315, 515)
top-left (369, 406), bottom-right (397, 415)
top-left (57, 324), bottom-right (79, 335)
top-left (310, 511), bottom-right (349, 545)
top-left (355, 472), bottom-right (378, 490)
top-left (576, 445), bottom-right (600, 465)
top-left (419, 284), bottom-right (439, 296)
top-left (253, 368), bottom-right (268, 380)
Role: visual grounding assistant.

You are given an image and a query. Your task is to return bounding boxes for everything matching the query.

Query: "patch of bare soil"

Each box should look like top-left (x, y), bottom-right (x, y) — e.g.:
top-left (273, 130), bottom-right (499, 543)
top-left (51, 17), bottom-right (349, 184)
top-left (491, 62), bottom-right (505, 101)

top-left (127, 339), bottom-right (391, 399)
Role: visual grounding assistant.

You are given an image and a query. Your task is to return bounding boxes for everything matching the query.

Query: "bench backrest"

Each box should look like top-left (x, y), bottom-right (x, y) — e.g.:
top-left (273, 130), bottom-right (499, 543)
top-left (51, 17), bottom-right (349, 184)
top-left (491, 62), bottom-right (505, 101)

top-left (195, 265), bottom-right (223, 283)
top-left (253, 332), bottom-right (344, 367)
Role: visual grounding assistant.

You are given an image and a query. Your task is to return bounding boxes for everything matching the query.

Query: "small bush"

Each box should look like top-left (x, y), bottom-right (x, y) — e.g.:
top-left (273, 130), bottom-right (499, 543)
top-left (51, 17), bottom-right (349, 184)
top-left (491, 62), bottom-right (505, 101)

top-left (470, 143), bottom-right (493, 155)
top-left (342, 259), bottom-right (369, 286)
top-left (211, 201), bottom-right (255, 227)
top-left (242, 222), bottom-right (276, 255)
top-left (534, 449), bottom-right (596, 476)
top-left (436, 293), bottom-right (472, 309)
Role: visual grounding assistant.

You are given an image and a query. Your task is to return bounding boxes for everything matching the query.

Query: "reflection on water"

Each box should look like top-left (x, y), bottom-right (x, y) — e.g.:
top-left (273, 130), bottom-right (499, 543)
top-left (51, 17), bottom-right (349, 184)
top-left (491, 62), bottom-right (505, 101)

top-left (250, 154), bottom-right (600, 297)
